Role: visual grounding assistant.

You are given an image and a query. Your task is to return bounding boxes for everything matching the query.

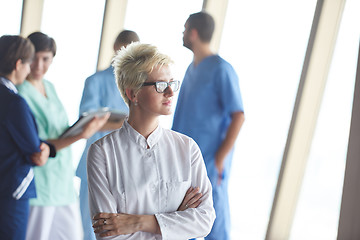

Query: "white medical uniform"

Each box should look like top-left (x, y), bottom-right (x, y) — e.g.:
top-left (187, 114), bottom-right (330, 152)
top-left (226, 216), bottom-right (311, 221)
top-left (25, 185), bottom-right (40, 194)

top-left (87, 121), bottom-right (215, 240)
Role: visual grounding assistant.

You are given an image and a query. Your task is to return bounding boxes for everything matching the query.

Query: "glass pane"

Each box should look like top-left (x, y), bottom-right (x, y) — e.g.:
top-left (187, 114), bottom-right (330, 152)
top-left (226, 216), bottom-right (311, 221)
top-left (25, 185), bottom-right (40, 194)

top-left (220, 0), bottom-right (317, 239)
top-left (124, 0), bottom-right (203, 129)
top-left (0, 0), bottom-right (22, 35)
top-left (40, 0), bottom-right (106, 167)
top-left (290, 0), bottom-right (360, 239)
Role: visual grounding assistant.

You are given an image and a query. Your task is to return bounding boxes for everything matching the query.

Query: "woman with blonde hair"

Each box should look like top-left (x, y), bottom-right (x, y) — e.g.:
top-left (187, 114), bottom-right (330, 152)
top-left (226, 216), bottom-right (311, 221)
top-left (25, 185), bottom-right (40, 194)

top-left (88, 42), bottom-right (215, 239)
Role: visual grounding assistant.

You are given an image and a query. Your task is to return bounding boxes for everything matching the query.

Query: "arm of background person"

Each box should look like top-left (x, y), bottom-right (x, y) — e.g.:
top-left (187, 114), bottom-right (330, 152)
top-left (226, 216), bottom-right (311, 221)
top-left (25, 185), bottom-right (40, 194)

top-left (80, 74), bottom-right (123, 132)
top-left (6, 97), bottom-right (43, 163)
top-left (47, 114), bottom-right (109, 151)
top-left (30, 142), bottom-right (50, 166)
top-left (100, 119), bottom-right (125, 132)
top-left (215, 111), bottom-right (245, 184)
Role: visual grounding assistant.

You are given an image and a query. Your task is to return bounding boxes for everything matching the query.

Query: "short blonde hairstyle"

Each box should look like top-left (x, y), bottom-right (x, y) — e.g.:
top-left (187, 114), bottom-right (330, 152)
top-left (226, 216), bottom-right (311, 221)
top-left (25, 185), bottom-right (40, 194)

top-left (112, 42), bottom-right (173, 106)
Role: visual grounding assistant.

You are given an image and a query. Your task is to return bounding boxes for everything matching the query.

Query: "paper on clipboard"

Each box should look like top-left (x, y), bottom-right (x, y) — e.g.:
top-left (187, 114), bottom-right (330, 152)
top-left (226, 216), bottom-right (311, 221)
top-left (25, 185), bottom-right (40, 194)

top-left (59, 108), bottom-right (128, 138)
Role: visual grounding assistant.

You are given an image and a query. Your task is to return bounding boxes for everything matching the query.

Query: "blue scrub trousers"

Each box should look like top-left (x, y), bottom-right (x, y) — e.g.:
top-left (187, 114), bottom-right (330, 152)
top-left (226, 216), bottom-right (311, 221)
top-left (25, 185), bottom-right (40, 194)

top-left (0, 197), bottom-right (29, 240)
top-left (205, 156), bottom-right (232, 240)
top-left (189, 180), bottom-right (231, 240)
top-left (79, 179), bottom-right (96, 240)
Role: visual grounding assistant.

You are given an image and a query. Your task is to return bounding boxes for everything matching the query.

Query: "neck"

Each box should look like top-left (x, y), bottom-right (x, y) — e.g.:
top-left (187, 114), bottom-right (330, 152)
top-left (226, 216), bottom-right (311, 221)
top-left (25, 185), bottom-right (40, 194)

top-left (27, 75), bottom-right (42, 83)
top-left (4, 73), bottom-right (17, 85)
top-left (192, 43), bottom-right (213, 66)
top-left (127, 108), bottom-right (159, 139)
top-left (27, 77), bottom-right (47, 97)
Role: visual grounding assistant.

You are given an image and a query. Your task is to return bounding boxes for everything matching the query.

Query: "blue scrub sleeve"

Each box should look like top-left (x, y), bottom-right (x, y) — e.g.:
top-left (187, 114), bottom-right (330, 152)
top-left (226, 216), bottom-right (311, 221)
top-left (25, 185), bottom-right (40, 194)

top-left (5, 97), bottom-right (42, 162)
top-left (215, 64), bottom-right (244, 115)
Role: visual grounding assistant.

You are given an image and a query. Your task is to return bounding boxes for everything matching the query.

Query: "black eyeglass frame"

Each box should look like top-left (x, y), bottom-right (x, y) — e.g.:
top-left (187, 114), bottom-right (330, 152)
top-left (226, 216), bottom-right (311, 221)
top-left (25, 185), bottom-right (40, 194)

top-left (142, 80), bottom-right (180, 93)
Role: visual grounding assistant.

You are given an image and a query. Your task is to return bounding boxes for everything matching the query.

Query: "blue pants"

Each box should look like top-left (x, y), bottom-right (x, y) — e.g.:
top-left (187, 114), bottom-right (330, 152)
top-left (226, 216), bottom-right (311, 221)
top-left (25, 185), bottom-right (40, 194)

top-left (189, 180), bottom-right (231, 240)
top-left (0, 197), bottom-right (29, 240)
top-left (206, 181), bottom-right (231, 240)
top-left (79, 179), bottom-right (96, 240)
top-left (205, 158), bottom-right (232, 240)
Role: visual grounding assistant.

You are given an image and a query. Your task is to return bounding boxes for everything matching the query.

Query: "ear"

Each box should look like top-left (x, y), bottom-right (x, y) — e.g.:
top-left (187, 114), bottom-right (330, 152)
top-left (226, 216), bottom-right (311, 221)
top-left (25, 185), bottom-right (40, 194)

top-left (15, 59), bottom-right (22, 71)
top-left (125, 88), bottom-right (137, 103)
top-left (190, 28), bottom-right (198, 41)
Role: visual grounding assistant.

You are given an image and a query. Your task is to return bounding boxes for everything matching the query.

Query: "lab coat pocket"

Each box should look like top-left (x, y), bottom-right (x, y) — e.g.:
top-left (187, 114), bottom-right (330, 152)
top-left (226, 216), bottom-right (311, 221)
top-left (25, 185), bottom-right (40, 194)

top-left (165, 180), bottom-right (191, 212)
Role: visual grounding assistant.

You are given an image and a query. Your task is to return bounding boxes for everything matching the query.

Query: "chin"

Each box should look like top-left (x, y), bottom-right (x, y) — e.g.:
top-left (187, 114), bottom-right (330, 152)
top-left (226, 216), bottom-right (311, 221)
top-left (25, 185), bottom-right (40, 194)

top-left (163, 110), bottom-right (172, 116)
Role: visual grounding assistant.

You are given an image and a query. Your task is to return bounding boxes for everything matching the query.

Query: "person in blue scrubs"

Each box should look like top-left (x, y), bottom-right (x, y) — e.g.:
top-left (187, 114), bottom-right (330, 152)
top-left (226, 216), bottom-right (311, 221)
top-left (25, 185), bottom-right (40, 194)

top-left (0, 35), bottom-right (54, 240)
top-left (172, 12), bottom-right (245, 240)
top-left (76, 30), bottom-right (139, 240)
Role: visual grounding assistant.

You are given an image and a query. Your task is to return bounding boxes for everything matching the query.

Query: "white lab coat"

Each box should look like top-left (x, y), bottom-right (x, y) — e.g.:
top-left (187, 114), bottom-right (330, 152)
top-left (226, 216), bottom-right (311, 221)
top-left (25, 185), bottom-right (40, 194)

top-left (87, 121), bottom-right (215, 240)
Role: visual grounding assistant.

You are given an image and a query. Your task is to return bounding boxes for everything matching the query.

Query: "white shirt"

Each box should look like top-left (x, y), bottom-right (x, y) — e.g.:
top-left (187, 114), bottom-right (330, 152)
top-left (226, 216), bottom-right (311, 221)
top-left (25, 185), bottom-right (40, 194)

top-left (0, 77), bottom-right (18, 93)
top-left (87, 121), bottom-right (215, 240)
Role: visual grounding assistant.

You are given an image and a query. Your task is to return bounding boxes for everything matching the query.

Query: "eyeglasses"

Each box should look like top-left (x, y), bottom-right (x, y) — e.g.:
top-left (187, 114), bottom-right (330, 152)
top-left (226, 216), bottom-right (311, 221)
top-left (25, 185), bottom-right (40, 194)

top-left (142, 80), bottom-right (180, 93)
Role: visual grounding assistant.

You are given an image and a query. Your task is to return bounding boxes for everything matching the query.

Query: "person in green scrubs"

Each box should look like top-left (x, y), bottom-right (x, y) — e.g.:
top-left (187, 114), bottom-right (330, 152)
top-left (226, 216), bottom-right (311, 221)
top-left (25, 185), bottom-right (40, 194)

top-left (17, 31), bottom-right (109, 240)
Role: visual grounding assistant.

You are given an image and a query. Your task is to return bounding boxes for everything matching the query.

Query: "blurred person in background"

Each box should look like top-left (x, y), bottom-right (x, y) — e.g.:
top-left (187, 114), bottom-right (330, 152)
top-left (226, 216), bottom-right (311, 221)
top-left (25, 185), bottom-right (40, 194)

top-left (17, 31), bottom-right (109, 240)
top-left (172, 12), bottom-right (245, 240)
top-left (0, 35), bottom-right (55, 240)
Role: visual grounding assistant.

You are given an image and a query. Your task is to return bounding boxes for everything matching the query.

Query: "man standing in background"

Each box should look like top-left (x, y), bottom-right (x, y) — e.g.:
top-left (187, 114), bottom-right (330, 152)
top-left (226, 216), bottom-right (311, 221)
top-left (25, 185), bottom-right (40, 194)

top-left (76, 30), bottom-right (140, 240)
top-left (172, 12), bottom-right (245, 240)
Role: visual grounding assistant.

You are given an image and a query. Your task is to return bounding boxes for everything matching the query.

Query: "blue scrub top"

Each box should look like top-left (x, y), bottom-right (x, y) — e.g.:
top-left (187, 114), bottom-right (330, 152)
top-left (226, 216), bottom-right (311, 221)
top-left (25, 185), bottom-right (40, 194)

top-left (76, 66), bottom-right (129, 181)
top-left (0, 80), bottom-right (40, 200)
top-left (172, 55), bottom-right (244, 166)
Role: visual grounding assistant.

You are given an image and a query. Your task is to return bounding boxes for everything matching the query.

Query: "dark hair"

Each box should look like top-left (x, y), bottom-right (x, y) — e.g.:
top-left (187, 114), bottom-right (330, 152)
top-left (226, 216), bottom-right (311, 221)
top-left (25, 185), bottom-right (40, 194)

top-left (0, 35), bottom-right (34, 76)
top-left (114, 30), bottom-right (140, 49)
top-left (187, 12), bottom-right (215, 42)
top-left (27, 32), bottom-right (57, 56)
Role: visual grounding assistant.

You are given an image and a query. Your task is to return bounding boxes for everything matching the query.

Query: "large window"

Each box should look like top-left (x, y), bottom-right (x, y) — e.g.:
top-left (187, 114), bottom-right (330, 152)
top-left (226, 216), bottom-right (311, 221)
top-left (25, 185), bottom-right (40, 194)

top-left (0, 0), bottom-right (22, 35)
top-left (290, 0), bottom-right (360, 238)
top-left (40, 0), bottom-right (106, 167)
top-left (220, 0), bottom-right (317, 238)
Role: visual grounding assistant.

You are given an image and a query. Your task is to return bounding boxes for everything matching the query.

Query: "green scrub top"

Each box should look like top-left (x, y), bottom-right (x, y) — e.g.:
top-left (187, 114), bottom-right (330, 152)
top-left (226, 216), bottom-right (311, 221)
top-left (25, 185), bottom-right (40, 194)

top-left (17, 80), bottom-right (76, 206)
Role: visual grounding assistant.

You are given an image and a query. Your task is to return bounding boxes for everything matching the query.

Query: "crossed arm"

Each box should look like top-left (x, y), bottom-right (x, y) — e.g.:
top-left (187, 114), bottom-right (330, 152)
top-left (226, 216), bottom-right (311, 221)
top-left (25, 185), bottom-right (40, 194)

top-left (92, 187), bottom-right (203, 237)
top-left (87, 138), bottom-right (215, 239)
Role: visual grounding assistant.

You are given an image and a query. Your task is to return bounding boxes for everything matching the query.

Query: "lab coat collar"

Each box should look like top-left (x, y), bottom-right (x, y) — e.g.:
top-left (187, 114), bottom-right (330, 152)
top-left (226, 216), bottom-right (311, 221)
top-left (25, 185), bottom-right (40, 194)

top-left (123, 120), bottom-right (162, 149)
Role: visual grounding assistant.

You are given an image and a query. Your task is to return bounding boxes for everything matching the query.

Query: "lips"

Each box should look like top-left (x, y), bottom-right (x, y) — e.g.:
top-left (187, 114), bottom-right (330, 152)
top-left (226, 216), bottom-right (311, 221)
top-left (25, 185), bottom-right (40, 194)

top-left (30, 72), bottom-right (43, 79)
top-left (163, 100), bottom-right (172, 106)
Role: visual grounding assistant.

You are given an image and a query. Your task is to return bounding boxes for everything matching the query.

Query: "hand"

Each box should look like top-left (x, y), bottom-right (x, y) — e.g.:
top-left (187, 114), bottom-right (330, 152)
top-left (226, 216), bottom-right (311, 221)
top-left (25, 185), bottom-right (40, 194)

top-left (215, 154), bottom-right (225, 186)
top-left (93, 213), bottom-right (160, 236)
top-left (31, 143), bottom-right (50, 166)
top-left (93, 212), bottom-right (138, 237)
top-left (177, 186), bottom-right (202, 211)
top-left (80, 113), bottom-right (110, 139)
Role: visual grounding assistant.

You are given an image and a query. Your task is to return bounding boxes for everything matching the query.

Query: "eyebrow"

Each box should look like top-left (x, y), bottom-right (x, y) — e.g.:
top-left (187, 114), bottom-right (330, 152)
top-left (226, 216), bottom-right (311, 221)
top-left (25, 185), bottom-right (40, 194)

top-left (147, 78), bottom-right (174, 82)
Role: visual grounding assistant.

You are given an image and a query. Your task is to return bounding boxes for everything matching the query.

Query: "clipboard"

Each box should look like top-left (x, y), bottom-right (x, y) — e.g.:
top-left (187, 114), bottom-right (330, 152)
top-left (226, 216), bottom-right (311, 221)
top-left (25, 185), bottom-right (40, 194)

top-left (59, 108), bottom-right (128, 138)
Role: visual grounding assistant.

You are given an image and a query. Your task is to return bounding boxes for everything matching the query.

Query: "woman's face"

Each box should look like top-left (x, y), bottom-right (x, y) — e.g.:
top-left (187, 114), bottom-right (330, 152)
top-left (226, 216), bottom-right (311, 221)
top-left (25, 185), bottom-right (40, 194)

top-left (28, 51), bottom-right (53, 80)
top-left (135, 65), bottom-right (175, 117)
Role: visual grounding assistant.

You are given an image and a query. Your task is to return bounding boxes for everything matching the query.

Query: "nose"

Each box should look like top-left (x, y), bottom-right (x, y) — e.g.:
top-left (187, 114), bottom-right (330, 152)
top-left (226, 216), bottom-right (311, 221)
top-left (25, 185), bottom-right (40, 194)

top-left (164, 86), bottom-right (174, 96)
top-left (31, 59), bottom-right (40, 70)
